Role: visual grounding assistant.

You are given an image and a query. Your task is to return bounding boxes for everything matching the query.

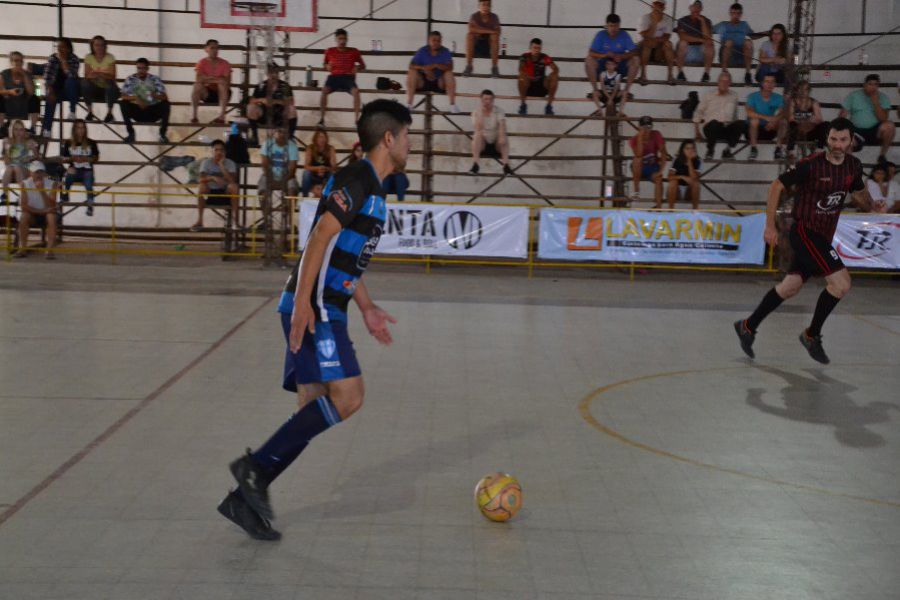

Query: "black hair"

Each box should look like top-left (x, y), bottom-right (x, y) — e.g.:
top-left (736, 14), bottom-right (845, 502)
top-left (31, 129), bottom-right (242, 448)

top-left (136, 57), bottom-right (150, 66)
top-left (730, 3), bottom-right (743, 11)
top-left (335, 28), bottom-right (348, 37)
top-left (606, 13), bottom-right (621, 24)
top-left (864, 73), bottom-right (880, 84)
top-left (9, 51), bottom-right (23, 59)
top-left (676, 139), bottom-right (696, 164)
top-left (429, 30), bottom-right (442, 38)
top-left (89, 35), bottom-right (107, 58)
top-left (828, 117), bottom-right (853, 134)
top-left (210, 139), bottom-right (225, 148)
top-left (530, 38), bottom-right (542, 46)
top-left (770, 24), bottom-right (788, 58)
top-left (481, 89), bottom-right (495, 97)
top-left (57, 37), bottom-right (74, 54)
top-left (358, 99), bottom-right (412, 152)
top-left (205, 39), bottom-right (219, 47)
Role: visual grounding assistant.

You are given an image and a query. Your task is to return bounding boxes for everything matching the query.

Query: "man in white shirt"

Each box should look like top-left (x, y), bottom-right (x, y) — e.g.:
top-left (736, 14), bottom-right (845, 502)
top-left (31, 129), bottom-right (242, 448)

top-left (469, 89), bottom-right (511, 175)
top-left (14, 161), bottom-right (59, 259)
top-left (693, 71), bottom-right (744, 160)
top-left (638, 0), bottom-right (677, 85)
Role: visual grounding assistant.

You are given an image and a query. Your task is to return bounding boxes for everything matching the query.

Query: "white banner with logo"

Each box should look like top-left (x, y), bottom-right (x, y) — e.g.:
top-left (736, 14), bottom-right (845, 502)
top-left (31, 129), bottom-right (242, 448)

top-left (538, 209), bottom-right (767, 264)
top-left (832, 214), bottom-right (900, 269)
top-left (298, 200), bottom-right (530, 258)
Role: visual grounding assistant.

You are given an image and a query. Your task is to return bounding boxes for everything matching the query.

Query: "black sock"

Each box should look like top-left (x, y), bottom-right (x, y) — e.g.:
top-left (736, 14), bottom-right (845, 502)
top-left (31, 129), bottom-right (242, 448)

top-left (808, 290), bottom-right (840, 337)
top-left (746, 287), bottom-right (785, 332)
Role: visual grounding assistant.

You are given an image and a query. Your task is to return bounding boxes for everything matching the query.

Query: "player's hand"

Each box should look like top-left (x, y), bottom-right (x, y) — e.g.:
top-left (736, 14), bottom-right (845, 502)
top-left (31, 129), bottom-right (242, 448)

top-left (362, 305), bottom-right (397, 346)
top-left (289, 301), bottom-right (316, 353)
top-left (764, 225), bottom-right (778, 247)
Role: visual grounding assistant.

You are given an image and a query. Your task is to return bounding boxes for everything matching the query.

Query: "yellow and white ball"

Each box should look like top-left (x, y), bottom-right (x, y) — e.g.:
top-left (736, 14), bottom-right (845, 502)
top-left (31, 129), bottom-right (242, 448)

top-left (474, 473), bottom-right (522, 522)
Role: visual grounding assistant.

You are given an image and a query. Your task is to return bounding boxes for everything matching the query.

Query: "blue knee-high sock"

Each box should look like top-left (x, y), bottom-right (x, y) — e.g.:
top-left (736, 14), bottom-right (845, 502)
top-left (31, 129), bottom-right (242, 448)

top-left (251, 396), bottom-right (342, 482)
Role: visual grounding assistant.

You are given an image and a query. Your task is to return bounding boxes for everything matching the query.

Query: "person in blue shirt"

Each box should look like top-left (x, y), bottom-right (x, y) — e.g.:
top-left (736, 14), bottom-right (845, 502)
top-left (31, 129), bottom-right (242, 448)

top-left (745, 73), bottom-right (787, 160)
top-left (713, 3), bottom-right (755, 84)
top-left (585, 14), bottom-right (639, 112)
top-left (406, 31), bottom-right (460, 113)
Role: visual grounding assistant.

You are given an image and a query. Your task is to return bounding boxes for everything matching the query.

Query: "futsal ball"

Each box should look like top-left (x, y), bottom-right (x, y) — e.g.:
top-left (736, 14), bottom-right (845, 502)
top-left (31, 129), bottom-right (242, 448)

top-left (474, 472), bottom-right (522, 522)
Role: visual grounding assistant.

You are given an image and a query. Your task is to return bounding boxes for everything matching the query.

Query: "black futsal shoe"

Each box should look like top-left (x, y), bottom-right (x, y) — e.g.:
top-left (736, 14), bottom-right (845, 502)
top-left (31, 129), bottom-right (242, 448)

top-left (733, 319), bottom-right (756, 359)
top-left (229, 449), bottom-right (274, 520)
top-left (217, 490), bottom-right (281, 541)
top-left (799, 330), bottom-right (830, 364)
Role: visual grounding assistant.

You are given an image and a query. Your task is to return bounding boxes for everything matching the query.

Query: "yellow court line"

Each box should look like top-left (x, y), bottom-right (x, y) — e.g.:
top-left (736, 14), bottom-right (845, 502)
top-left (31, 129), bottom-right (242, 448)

top-left (578, 364), bottom-right (900, 509)
top-left (851, 314), bottom-right (900, 338)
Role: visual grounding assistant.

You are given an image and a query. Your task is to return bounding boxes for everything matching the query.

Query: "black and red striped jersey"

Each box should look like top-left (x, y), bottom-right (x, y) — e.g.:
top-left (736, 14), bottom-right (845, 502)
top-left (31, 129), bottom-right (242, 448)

top-left (778, 151), bottom-right (865, 241)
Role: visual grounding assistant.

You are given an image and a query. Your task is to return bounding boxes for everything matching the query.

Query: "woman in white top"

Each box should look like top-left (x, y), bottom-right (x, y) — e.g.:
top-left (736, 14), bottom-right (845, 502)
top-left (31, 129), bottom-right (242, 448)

top-left (469, 89), bottom-right (511, 175)
top-left (755, 24), bottom-right (792, 87)
top-left (14, 161), bottom-right (58, 259)
top-left (2, 119), bottom-right (38, 201)
top-left (866, 163), bottom-right (900, 213)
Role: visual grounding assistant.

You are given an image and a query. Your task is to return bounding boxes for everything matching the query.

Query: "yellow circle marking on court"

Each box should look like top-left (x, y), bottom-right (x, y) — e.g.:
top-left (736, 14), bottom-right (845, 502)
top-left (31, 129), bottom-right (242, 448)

top-left (579, 364), bottom-right (900, 509)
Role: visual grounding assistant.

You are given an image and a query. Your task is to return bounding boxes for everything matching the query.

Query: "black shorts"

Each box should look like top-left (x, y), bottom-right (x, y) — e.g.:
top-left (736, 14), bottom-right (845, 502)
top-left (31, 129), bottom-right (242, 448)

top-left (474, 36), bottom-right (492, 58)
top-left (526, 80), bottom-right (548, 98)
top-left (853, 124), bottom-right (881, 147)
top-left (205, 188), bottom-right (232, 206)
top-left (202, 87), bottom-right (231, 104)
top-left (788, 223), bottom-right (844, 281)
top-left (480, 142), bottom-right (500, 158)
top-left (418, 77), bottom-right (444, 94)
top-left (324, 74), bottom-right (357, 93)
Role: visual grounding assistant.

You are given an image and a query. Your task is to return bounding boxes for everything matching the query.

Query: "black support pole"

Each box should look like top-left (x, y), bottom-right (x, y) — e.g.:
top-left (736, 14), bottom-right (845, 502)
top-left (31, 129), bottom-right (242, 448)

top-left (426, 0), bottom-right (433, 39)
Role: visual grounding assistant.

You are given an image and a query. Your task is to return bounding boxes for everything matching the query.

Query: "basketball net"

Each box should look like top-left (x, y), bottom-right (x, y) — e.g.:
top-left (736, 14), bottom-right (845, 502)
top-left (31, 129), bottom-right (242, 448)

top-left (232, 1), bottom-right (278, 80)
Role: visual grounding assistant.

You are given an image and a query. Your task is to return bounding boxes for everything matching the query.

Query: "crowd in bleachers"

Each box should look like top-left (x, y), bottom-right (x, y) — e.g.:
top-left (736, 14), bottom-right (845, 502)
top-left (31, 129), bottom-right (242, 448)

top-left (1, 0), bottom-right (899, 257)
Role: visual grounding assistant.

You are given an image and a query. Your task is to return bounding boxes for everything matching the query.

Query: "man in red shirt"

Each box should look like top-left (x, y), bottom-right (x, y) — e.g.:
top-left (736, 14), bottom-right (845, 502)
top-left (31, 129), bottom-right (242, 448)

top-left (629, 116), bottom-right (669, 207)
top-left (320, 29), bottom-right (366, 127)
top-left (517, 38), bottom-right (559, 116)
top-left (734, 118), bottom-right (876, 364)
top-left (191, 39), bottom-right (232, 124)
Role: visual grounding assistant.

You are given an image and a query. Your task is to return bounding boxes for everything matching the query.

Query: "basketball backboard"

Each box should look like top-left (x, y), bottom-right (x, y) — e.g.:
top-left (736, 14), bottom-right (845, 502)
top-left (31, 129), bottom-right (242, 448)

top-left (200, 0), bottom-right (317, 32)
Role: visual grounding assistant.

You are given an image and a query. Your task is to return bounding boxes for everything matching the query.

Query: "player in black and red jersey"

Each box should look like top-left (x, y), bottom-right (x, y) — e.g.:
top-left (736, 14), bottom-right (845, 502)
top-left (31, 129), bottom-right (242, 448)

top-left (734, 117), bottom-right (875, 364)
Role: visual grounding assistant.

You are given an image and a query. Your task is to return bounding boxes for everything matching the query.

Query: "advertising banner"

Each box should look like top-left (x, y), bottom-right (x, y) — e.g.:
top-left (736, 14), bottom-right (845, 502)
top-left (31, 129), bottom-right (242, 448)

top-left (832, 214), bottom-right (900, 270)
top-left (538, 209), bottom-right (767, 264)
top-left (299, 200), bottom-right (529, 258)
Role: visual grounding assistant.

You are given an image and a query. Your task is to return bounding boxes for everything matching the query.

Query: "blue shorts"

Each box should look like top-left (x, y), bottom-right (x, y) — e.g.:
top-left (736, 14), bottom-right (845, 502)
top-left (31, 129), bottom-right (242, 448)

top-left (640, 163), bottom-right (661, 180)
top-left (684, 44), bottom-right (705, 64)
top-left (324, 74), bottom-right (357, 93)
top-left (280, 312), bottom-right (361, 391)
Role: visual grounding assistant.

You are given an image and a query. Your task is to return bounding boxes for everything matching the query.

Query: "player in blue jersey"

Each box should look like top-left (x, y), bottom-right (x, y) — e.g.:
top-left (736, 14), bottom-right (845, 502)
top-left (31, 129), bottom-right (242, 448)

top-left (217, 99), bottom-right (412, 540)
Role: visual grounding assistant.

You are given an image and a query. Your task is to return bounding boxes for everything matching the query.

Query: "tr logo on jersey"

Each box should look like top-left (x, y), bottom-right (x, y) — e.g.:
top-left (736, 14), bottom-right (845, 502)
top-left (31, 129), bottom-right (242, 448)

top-left (330, 188), bottom-right (353, 213)
top-left (357, 224), bottom-right (383, 270)
top-left (817, 191), bottom-right (845, 212)
top-left (444, 211), bottom-right (483, 250)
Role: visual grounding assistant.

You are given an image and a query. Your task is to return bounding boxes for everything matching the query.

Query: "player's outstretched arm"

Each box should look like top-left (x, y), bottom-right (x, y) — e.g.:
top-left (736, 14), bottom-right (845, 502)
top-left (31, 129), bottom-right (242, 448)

top-left (354, 278), bottom-right (397, 346)
top-left (764, 178), bottom-right (784, 246)
top-left (290, 212), bottom-right (343, 352)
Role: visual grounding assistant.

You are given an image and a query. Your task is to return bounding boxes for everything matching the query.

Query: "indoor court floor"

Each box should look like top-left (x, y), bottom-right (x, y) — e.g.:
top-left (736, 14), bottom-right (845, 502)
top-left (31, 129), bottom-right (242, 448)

top-left (1, 260), bottom-right (898, 600)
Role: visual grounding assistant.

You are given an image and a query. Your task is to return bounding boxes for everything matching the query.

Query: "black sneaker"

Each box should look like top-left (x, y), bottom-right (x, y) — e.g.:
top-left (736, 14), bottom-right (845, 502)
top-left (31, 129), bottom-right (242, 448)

top-left (104, 113), bottom-right (114, 124)
top-left (705, 148), bottom-right (715, 161)
top-left (86, 205), bottom-right (94, 217)
top-left (722, 148), bottom-right (734, 160)
top-left (124, 132), bottom-right (136, 144)
top-left (468, 163), bottom-right (480, 175)
top-left (744, 72), bottom-right (752, 84)
top-left (159, 133), bottom-right (170, 144)
top-left (217, 490), bottom-right (281, 541)
top-left (799, 330), bottom-right (830, 364)
top-left (748, 147), bottom-right (758, 160)
top-left (733, 320), bottom-right (756, 359)
top-left (774, 146), bottom-right (785, 160)
top-left (544, 104), bottom-right (554, 116)
top-left (518, 103), bottom-right (527, 115)
top-left (229, 449), bottom-right (274, 520)
top-left (701, 72), bottom-right (710, 83)
top-left (503, 164), bottom-right (513, 175)
top-left (676, 71), bottom-right (687, 82)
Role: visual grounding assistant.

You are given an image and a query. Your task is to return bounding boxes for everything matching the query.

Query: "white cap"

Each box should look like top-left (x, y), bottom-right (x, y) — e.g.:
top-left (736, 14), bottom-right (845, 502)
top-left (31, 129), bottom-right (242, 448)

top-left (28, 161), bottom-right (46, 173)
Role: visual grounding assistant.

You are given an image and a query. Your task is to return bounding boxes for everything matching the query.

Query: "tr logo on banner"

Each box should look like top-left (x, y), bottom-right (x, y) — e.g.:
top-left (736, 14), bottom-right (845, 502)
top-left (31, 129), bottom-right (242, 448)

top-left (444, 211), bottom-right (483, 250)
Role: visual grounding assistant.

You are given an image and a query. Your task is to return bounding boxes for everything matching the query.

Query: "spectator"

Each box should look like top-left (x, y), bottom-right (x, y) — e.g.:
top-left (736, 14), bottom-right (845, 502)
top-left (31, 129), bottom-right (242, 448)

top-left (713, 3), bottom-right (754, 84)
top-left (469, 89), bottom-right (511, 175)
top-left (60, 118), bottom-right (99, 216)
top-left (786, 81), bottom-right (827, 158)
top-left (675, 0), bottom-right (713, 82)
top-left (693, 71), bottom-right (741, 160)
top-left (865, 163), bottom-right (897, 213)
top-left (41, 37), bottom-right (80, 138)
top-left (319, 29), bottom-right (365, 127)
top-left (258, 126), bottom-right (300, 200)
top-left (406, 31), bottom-right (459, 113)
top-left (518, 38), bottom-right (559, 115)
top-left (755, 24), bottom-right (793, 87)
top-left (14, 161), bottom-right (58, 259)
top-left (597, 58), bottom-right (626, 116)
top-left (383, 171), bottom-right (410, 202)
top-left (192, 139), bottom-right (238, 231)
top-left (586, 14), bottom-right (639, 109)
top-left (301, 129), bottom-right (337, 197)
top-left (191, 39), bottom-right (232, 124)
top-left (119, 58), bottom-right (171, 143)
top-left (637, 0), bottom-right (677, 85)
top-left (629, 115), bottom-right (668, 207)
top-left (81, 35), bottom-right (120, 123)
top-left (0, 52), bottom-right (40, 135)
top-left (463, 0), bottom-right (502, 77)
top-left (667, 140), bottom-right (701, 209)
top-left (348, 141), bottom-right (364, 164)
top-left (841, 74), bottom-right (895, 163)
top-left (886, 162), bottom-right (900, 213)
top-left (247, 62), bottom-right (296, 146)
top-left (1, 119), bottom-right (38, 201)
top-left (745, 73), bottom-right (787, 160)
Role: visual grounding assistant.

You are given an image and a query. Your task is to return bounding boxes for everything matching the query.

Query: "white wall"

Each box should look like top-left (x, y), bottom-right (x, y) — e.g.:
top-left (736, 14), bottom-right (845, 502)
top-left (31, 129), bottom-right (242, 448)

top-left (1, 0), bottom-right (897, 228)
